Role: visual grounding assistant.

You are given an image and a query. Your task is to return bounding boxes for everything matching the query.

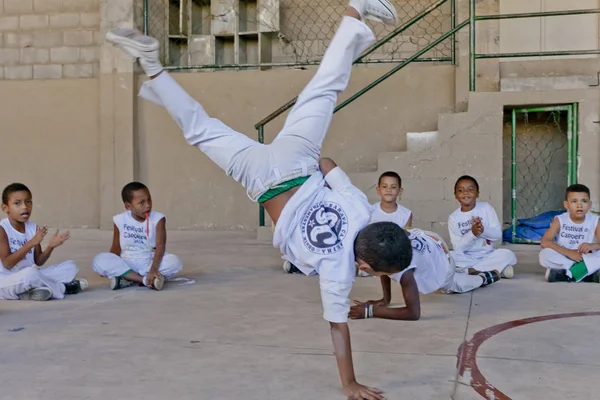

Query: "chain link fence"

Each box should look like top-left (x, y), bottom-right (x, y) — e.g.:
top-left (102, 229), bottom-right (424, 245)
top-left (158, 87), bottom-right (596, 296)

top-left (144, 0), bottom-right (453, 68)
top-left (503, 111), bottom-right (569, 224)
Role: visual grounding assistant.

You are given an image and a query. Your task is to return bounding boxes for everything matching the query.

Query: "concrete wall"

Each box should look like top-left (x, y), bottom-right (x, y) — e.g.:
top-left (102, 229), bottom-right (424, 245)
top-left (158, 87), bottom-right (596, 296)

top-left (0, 0), bottom-right (100, 79)
top-left (0, 78), bottom-right (99, 227)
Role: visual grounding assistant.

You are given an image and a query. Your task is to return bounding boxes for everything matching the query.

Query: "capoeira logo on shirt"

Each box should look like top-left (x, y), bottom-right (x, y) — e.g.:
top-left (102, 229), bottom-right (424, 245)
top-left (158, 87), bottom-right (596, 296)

top-left (408, 231), bottom-right (432, 255)
top-left (301, 201), bottom-right (348, 254)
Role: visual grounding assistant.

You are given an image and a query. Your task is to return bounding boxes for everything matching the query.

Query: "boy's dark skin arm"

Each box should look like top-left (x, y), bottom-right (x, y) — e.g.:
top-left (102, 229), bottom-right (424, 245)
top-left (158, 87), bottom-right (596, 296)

top-left (109, 224), bottom-right (122, 256)
top-left (146, 218), bottom-right (167, 284)
top-left (350, 270), bottom-right (421, 321)
top-left (540, 218), bottom-right (583, 262)
top-left (0, 226), bottom-right (45, 269)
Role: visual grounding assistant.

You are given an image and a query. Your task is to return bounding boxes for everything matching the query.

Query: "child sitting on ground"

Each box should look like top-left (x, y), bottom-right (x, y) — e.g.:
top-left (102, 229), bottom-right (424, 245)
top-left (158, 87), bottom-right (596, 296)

top-left (93, 182), bottom-right (182, 291)
top-left (349, 223), bottom-right (501, 320)
top-left (448, 175), bottom-right (517, 279)
top-left (539, 184), bottom-right (600, 283)
top-left (0, 183), bottom-right (87, 301)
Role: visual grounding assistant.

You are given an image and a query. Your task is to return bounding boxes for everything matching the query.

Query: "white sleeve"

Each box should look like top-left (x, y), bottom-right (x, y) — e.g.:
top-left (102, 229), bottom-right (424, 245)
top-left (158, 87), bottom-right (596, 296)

top-left (448, 214), bottom-right (477, 252)
top-left (324, 166), bottom-right (369, 205)
top-left (480, 204), bottom-right (502, 242)
top-left (319, 277), bottom-right (352, 323)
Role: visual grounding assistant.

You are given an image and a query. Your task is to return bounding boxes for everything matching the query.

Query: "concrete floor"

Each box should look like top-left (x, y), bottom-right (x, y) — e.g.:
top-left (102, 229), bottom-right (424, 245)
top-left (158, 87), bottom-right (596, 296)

top-left (1, 230), bottom-right (599, 400)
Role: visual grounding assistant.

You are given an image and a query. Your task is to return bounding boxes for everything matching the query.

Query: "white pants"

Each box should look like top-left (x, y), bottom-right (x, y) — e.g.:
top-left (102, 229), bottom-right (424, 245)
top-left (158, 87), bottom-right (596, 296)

top-left (92, 253), bottom-right (183, 281)
top-left (0, 261), bottom-right (78, 300)
top-left (539, 248), bottom-right (600, 280)
top-left (138, 16), bottom-right (375, 202)
top-left (451, 249), bottom-right (517, 274)
top-left (440, 258), bottom-right (485, 294)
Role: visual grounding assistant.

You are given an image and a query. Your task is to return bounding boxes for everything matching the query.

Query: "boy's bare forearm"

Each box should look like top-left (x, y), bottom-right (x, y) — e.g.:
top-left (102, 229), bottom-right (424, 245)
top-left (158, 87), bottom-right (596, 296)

top-left (330, 322), bottom-right (357, 388)
top-left (541, 240), bottom-right (571, 256)
top-left (35, 246), bottom-right (54, 266)
top-left (373, 305), bottom-right (420, 320)
top-left (2, 242), bottom-right (35, 268)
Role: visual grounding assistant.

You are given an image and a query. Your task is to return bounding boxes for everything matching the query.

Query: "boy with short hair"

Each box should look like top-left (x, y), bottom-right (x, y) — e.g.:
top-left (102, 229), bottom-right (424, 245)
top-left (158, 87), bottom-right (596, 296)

top-left (539, 184), bottom-right (600, 283)
top-left (357, 171), bottom-right (412, 277)
top-left (370, 171), bottom-right (412, 228)
top-left (93, 182), bottom-right (183, 291)
top-left (106, 2), bottom-right (399, 397)
top-left (0, 183), bottom-right (87, 301)
top-left (350, 223), bottom-right (501, 320)
top-left (449, 175), bottom-right (517, 279)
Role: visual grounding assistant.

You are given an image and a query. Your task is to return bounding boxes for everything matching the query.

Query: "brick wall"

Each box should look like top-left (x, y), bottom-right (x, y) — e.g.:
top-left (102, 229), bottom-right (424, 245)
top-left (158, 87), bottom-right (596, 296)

top-left (0, 0), bottom-right (100, 79)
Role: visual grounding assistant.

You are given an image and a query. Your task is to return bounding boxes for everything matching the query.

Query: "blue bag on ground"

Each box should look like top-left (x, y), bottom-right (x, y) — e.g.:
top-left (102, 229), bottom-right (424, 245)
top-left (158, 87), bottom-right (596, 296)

top-left (503, 210), bottom-right (564, 243)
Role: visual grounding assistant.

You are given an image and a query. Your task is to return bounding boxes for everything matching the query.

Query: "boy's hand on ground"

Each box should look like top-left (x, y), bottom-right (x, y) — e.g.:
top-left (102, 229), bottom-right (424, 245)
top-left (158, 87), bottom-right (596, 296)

top-left (343, 381), bottom-right (385, 400)
top-left (48, 230), bottom-right (70, 248)
top-left (567, 249), bottom-right (583, 262)
top-left (348, 301), bottom-right (368, 319)
top-left (31, 225), bottom-right (48, 245)
top-left (578, 243), bottom-right (594, 254)
top-left (349, 300), bottom-right (385, 319)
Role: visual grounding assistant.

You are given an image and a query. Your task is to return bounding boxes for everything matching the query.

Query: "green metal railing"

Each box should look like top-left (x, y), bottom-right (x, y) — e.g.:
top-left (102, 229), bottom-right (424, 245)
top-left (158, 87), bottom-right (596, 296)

top-left (255, 0), bottom-right (458, 226)
top-left (469, 7), bottom-right (600, 91)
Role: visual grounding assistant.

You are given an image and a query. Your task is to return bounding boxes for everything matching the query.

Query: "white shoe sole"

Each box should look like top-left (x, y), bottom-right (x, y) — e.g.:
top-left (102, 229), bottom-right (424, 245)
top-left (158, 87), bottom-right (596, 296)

top-left (364, 0), bottom-right (398, 25)
top-left (19, 287), bottom-right (52, 301)
top-left (501, 266), bottom-right (514, 279)
top-left (78, 278), bottom-right (89, 291)
top-left (105, 29), bottom-right (159, 54)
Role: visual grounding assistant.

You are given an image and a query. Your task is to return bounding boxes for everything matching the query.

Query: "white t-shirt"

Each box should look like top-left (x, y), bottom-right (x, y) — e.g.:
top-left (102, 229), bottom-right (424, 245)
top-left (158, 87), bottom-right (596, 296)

top-left (448, 202), bottom-right (502, 256)
top-left (369, 202), bottom-right (412, 228)
top-left (389, 228), bottom-right (451, 294)
top-left (554, 212), bottom-right (599, 250)
top-left (114, 210), bottom-right (166, 259)
top-left (0, 218), bottom-right (37, 273)
top-left (273, 167), bottom-right (371, 322)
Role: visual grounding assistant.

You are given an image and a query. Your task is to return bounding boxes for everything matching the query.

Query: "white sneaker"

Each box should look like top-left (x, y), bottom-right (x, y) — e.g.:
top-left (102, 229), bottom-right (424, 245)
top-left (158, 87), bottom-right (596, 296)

top-left (105, 28), bottom-right (163, 76)
top-left (18, 287), bottom-right (52, 301)
top-left (501, 266), bottom-right (514, 279)
top-left (350, 0), bottom-right (399, 26)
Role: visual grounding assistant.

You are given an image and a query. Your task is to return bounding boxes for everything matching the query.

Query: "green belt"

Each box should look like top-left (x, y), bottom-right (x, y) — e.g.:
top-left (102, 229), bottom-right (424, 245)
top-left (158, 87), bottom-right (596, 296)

top-left (258, 176), bottom-right (310, 204)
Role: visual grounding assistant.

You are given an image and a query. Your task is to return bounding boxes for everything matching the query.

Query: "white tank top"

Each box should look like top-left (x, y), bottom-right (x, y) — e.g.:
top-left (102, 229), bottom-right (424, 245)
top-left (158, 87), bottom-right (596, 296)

top-left (555, 212), bottom-right (599, 250)
top-left (0, 218), bottom-right (37, 273)
top-left (390, 228), bottom-right (451, 294)
top-left (113, 210), bottom-right (166, 259)
top-left (369, 202), bottom-right (412, 228)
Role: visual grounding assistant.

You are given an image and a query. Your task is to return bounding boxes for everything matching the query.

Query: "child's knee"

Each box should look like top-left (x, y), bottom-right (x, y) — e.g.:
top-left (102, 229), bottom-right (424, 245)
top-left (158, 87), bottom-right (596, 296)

top-left (163, 254), bottom-right (183, 272)
top-left (92, 253), bottom-right (118, 273)
top-left (496, 248), bottom-right (517, 264)
top-left (62, 260), bottom-right (79, 276)
top-left (539, 248), bottom-right (557, 265)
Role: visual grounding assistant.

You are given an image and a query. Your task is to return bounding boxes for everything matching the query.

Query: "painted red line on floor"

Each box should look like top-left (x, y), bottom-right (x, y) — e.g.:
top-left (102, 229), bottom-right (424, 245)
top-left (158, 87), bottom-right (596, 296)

top-left (456, 312), bottom-right (600, 399)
